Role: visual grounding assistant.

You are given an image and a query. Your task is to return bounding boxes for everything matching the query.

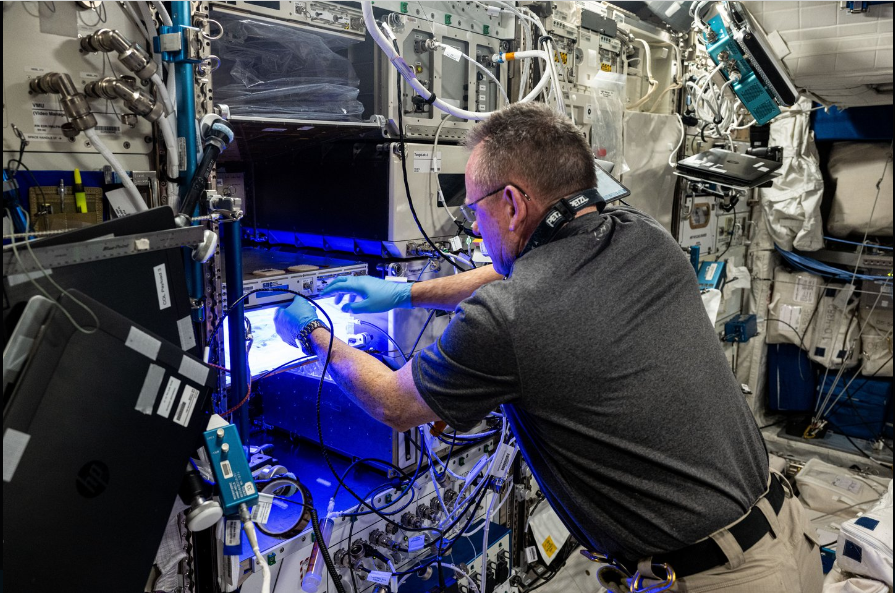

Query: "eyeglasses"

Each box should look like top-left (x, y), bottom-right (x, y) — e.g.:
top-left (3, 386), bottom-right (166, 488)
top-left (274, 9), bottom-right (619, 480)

top-left (459, 184), bottom-right (531, 224)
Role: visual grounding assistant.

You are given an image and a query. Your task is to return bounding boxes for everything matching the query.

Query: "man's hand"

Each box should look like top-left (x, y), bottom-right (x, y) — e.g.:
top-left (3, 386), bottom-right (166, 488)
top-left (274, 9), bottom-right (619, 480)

top-left (320, 276), bottom-right (412, 314)
top-left (273, 296), bottom-right (319, 347)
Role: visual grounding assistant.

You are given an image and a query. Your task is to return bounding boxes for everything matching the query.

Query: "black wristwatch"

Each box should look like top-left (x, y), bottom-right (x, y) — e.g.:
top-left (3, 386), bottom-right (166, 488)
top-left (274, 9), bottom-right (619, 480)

top-left (299, 319), bottom-right (329, 353)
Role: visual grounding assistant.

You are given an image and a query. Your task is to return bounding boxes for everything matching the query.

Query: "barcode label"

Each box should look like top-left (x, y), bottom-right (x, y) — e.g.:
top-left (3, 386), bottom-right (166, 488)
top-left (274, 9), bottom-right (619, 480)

top-left (220, 460), bottom-right (233, 479)
top-left (225, 519), bottom-right (241, 546)
top-left (173, 386), bottom-right (200, 427)
top-left (244, 482), bottom-right (255, 495)
top-left (525, 546), bottom-right (538, 563)
top-left (95, 125), bottom-right (120, 135)
top-left (408, 535), bottom-right (425, 552)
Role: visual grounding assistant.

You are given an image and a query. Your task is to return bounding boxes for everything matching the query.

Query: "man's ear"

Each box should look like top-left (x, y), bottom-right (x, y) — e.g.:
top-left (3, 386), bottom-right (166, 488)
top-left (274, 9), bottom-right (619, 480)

top-left (506, 186), bottom-right (529, 232)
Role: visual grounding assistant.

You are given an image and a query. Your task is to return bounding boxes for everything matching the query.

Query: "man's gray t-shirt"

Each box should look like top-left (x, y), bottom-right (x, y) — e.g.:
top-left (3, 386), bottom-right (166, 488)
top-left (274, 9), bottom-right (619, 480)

top-left (412, 207), bottom-right (768, 562)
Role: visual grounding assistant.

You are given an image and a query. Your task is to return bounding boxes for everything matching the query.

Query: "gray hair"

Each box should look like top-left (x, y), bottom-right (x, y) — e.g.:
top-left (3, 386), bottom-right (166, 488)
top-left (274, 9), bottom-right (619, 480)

top-left (464, 102), bottom-right (597, 204)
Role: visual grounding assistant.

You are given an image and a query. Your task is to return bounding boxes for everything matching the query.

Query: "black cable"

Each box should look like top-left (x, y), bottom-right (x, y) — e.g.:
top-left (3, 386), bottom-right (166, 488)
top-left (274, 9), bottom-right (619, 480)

top-left (357, 320), bottom-right (409, 363)
top-left (409, 310), bottom-right (436, 357)
top-left (824, 418), bottom-right (892, 469)
top-left (396, 77), bottom-right (463, 272)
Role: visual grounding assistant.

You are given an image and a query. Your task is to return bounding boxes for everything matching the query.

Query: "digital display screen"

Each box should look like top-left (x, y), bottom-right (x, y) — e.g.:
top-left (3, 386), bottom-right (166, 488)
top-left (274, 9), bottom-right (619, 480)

top-left (595, 165), bottom-right (630, 203)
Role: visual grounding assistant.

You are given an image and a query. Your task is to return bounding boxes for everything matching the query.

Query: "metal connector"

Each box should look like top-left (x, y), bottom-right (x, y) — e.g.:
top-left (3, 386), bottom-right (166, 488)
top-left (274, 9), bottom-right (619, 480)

top-left (80, 29), bottom-right (158, 80)
top-left (29, 73), bottom-right (97, 132)
top-left (84, 77), bottom-right (166, 121)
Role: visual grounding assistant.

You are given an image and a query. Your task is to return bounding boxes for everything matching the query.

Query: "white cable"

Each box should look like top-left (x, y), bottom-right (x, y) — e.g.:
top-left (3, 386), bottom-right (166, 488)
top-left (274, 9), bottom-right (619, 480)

top-left (362, 1), bottom-right (550, 120)
top-left (150, 72), bottom-right (176, 116)
top-left (628, 38), bottom-right (658, 110)
top-left (5, 209), bottom-right (100, 335)
top-left (121, 1), bottom-right (153, 45)
top-left (669, 114), bottom-right (685, 168)
top-left (137, 2), bottom-right (161, 67)
top-left (157, 116), bottom-right (180, 209)
top-left (241, 514), bottom-right (271, 593)
top-left (84, 129), bottom-right (146, 212)
top-left (155, 1), bottom-right (173, 26)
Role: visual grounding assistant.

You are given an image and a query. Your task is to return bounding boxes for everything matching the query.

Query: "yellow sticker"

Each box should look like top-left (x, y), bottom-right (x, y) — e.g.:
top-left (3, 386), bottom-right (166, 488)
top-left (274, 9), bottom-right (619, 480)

top-left (601, 63), bottom-right (612, 72)
top-left (541, 535), bottom-right (558, 558)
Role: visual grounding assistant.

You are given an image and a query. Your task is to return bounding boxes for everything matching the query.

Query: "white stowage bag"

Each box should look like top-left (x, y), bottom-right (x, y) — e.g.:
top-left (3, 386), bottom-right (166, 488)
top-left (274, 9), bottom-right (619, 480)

top-left (836, 480), bottom-right (893, 588)
top-left (758, 97), bottom-right (825, 252)
top-left (767, 267), bottom-right (823, 347)
top-left (860, 307), bottom-right (894, 378)
top-left (808, 286), bottom-right (862, 369)
top-left (823, 567), bottom-right (890, 593)
top-left (796, 459), bottom-right (889, 515)
top-left (826, 142), bottom-right (894, 238)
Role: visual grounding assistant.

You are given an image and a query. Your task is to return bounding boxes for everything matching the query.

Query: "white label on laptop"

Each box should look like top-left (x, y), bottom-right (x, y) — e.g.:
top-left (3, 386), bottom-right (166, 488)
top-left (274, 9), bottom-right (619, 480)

top-left (220, 460), bottom-right (234, 479)
top-left (173, 385), bottom-right (200, 427)
top-left (179, 355), bottom-right (209, 385)
top-left (177, 316), bottom-right (196, 351)
top-left (225, 519), bottom-right (241, 546)
top-left (135, 364), bottom-right (165, 415)
top-left (367, 571), bottom-right (392, 585)
top-left (125, 326), bottom-right (161, 361)
top-left (153, 264), bottom-right (172, 310)
top-left (3, 429), bottom-right (31, 483)
top-left (251, 493), bottom-right (274, 525)
top-left (157, 377), bottom-right (182, 418)
top-left (6, 269), bottom-right (53, 287)
top-left (525, 546), bottom-right (539, 564)
top-left (106, 187), bottom-right (140, 218)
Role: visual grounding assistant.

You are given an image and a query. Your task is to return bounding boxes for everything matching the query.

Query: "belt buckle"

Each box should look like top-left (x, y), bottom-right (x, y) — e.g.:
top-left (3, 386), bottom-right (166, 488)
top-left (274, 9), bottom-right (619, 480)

top-left (631, 563), bottom-right (677, 593)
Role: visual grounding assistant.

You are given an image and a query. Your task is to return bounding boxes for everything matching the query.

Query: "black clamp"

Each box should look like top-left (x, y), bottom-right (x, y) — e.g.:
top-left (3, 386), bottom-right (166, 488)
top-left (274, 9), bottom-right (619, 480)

top-left (423, 92), bottom-right (438, 105)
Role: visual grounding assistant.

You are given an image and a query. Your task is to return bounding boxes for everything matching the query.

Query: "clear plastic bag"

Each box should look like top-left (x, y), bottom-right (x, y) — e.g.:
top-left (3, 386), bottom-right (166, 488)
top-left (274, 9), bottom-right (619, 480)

top-left (212, 13), bottom-right (364, 120)
top-left (586, 71), bottom-right (628, 173)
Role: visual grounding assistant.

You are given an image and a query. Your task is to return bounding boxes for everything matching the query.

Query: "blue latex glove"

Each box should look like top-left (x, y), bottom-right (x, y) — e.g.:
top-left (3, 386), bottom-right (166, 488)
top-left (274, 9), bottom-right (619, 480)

top-left (319, 275), bottom-right (413, 313)
top-left (273, 296), bottom-right (318, 347)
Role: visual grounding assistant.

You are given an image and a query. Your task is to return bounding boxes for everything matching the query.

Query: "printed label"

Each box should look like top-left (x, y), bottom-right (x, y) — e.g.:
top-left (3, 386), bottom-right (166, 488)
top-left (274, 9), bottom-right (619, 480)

top-left (153, 264), bottom-right (172, 310)
top-left (24, 133), bottom-right (67, 143)
top-left (541, 535), bottom-right (558, 558)
top-left (251, 493), bottom-right (274, 525)
top-left (177, 316), bottom-right (197, 351)
top-left (244, 482), bottom-right (256, 495)
top-left (106, 187), bottom-right (140, 218)
top-left (80, 71), bottom-right (101, 80)
top-left (412, 150), bottom-right (442, 173)
top-left (173, 385), bottom-right (200, 427)
top-left (525, 546), bottom-right (538, 563)
top-left (93, 113), bottom-right (122, 136)
top-left (225, 519), bottom-right (241, 546)
top-left (221, 460), bottom-right (234, 479)
top-left (832, 476), bottom-right (864, 495)
top-left (779, 304), bottom-right (802, 331)
top-left (179, 356), bottom-right (210, 385)
top-left (704, 263), bottom-right (719, 281)
top-left (442, 45), bottom-right (462, 62)
top-left (408, 535), bottom-right (425, 552)
top-left (157, 377), bottom-right (182, 418)
top-left (367, 571), bottom-right (392, 585)
top-left (24, 66), bottom-right (47, 75)
top-left (793, 275), bottom-right (818, 304)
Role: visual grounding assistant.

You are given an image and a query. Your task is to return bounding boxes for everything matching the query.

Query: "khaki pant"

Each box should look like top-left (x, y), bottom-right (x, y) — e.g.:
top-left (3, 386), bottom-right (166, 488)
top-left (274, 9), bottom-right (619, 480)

top-left (638, 477), bottom-right (824, 592)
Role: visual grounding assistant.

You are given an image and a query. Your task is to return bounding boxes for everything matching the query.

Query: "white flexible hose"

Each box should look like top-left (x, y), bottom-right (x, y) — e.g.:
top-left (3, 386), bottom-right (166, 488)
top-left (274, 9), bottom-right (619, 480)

top-left (242, 519), bottom-right (271, 593)
top-left (84, 129), bottom-right (146, 212)
top-left (158, 116), bottom-right (180, 209)
top-left (628, 38), bottom-right (658, 110)
top-left (361, 1), bottom-right (550, 120)
top-left (668, 114), bottom-right (685, 168)
top-left (155, 1), bottom-right (173, 26)
top-left (151, 72), bottom-right (176, 116)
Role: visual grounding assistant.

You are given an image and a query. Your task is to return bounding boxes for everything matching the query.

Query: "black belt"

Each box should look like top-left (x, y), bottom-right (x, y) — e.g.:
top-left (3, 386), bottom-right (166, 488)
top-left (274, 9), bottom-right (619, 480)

top-left (646, 476), bottom-right (787, 579)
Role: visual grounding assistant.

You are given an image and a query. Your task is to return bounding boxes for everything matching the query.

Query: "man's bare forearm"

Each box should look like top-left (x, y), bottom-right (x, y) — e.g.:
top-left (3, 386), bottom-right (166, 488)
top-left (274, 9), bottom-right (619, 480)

top-left (410, 265), bottom-right (502, 310)
top-left (306, 329), bottom-right (438, 431)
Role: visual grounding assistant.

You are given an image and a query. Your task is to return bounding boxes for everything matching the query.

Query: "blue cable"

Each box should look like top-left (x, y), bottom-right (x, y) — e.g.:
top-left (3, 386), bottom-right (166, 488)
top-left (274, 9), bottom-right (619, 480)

top-left (824, 236), bottom-right (893, 250)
